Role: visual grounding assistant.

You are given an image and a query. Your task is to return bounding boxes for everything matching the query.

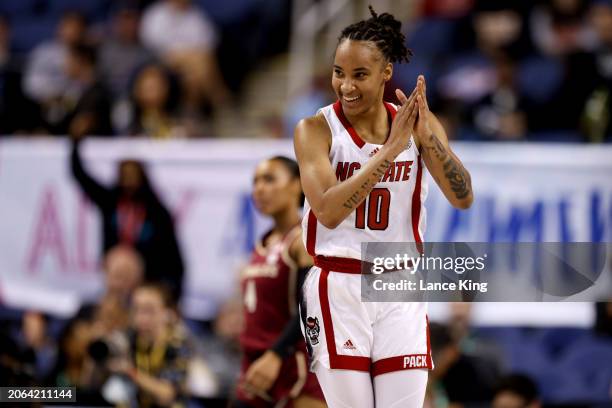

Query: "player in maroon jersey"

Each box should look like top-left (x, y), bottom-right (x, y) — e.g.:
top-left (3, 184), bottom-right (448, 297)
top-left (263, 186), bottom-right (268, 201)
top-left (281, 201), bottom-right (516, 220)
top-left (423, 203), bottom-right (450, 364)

top-left (234, 156), bottom-right (326, 408)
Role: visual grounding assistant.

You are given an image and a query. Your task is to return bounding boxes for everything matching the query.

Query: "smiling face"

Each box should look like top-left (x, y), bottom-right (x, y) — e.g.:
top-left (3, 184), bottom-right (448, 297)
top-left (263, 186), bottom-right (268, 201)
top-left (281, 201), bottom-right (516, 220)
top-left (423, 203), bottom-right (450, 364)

top-left (332, 39), bottom-right (392, 115)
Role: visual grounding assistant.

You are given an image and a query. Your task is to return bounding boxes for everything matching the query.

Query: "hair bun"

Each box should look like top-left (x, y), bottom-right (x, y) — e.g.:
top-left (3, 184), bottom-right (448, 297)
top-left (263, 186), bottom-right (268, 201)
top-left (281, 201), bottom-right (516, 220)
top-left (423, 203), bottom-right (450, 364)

top-left (375, 12), bottom-right (402, 32)
top-left (339, 6), bottom-right (412, 64)
top-left (368, 5), bottom-right (378, 19)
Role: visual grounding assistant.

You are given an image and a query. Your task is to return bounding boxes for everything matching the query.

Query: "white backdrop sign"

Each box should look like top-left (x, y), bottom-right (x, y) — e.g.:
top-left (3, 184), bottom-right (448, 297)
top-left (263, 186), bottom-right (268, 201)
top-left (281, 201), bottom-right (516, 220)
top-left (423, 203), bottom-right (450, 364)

top-left (0, 139), bottom-right (610, 324)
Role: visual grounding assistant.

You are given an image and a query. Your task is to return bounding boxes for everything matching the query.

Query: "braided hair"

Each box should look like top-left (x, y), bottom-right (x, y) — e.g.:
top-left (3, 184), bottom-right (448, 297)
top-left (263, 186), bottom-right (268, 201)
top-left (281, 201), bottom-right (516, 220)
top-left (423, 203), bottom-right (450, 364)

top-left (338, 6), bottom-right (412, 64)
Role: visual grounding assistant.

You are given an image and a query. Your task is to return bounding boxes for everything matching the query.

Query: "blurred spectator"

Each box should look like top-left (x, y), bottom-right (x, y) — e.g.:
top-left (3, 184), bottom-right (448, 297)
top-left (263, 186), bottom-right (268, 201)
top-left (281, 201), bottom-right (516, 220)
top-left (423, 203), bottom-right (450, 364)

top-left (428, 322), bottom-right (500, 407)
top-left (530, 0), bottom-right (595, 57)
top-left (465, 50), bottom-right (529, 140)
top-left (22, 11), bottom-right (87, 129)
top-left (204, 298), bottom-right (242, 397)
top-left (59, 42), bottom-right (113, 137)
top-left (99, 5), bottom-right (153, 99)
top-left (591, 0), bottom-right (612, 49)
top-left (435, 1), bottom-right (533, 140)
top-left (88, 298), bottom-right (131, 364)
top-left (70, 140), bottom-right (184, 300)
top-left (0, 15), bottom-right (8, 68)
top-left (470, 1), bottom-right (532, 59)
top-left (0, 16), bottom-right (42, 134)
top-left (1, 327), bottom-right (34, 386)
top-left (447, 304), bottom-right (505, 374)
top-left (580, 0), bottom-right (612, 141)
top-left (420, 0), bottom-right (474, 18)
top-left (141, 0), bottom-right (216, 55)
top-left (491, 374), bottom-right (541, 408)
top-left (127, 64), bottom-right (187, 138)
top-left (107, 283), bottom-right (192, 407)
top-left (17, 311), bottom-right (57, 382)
top-left (141, 0), bottom-right (230, 118)
top-left (104, 245), bottom-right (145, 304)
top-left (79, 245), bottom-right (145, 321)
top-left (48, 318), bottom-right (95, 387)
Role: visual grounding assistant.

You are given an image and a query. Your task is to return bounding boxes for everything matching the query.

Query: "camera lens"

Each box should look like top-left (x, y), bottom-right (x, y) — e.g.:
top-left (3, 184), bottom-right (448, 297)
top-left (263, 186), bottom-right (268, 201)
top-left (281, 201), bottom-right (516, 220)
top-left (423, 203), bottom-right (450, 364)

top-left (88, 339), bottom-right (110, 363)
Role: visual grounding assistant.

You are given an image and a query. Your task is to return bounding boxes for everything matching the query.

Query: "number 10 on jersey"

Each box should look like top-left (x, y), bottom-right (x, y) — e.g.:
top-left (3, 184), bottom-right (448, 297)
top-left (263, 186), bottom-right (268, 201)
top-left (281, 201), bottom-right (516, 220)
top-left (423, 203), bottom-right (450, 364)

top-left (355, 188), bottom-right (390, 230)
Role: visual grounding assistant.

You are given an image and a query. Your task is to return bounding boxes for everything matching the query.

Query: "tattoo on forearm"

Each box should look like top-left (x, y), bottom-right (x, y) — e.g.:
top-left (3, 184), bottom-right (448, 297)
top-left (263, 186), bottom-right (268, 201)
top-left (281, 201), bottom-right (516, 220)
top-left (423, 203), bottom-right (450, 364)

top-left (342, 159), bottom-right (391, 209)
top-left (442, 158), bottom-right (471, 199)
top-left (424, 134), bottom-right (471, 200)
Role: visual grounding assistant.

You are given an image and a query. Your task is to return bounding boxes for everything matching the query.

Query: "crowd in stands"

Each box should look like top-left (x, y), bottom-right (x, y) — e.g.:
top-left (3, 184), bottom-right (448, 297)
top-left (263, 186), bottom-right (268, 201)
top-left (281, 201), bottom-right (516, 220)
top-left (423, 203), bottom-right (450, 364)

top-left (403, 0), bottom-right (612, 142)
top-left (0, 0), bottom-right (610, 141)
top-left (0, 244), bottom-right (230, 406)
top-left (3, 295), bottom-right (612, 406)
top-left (0, 0), bottom-right (289, 138)
top-left (287, 0), bottom-right (612, 142)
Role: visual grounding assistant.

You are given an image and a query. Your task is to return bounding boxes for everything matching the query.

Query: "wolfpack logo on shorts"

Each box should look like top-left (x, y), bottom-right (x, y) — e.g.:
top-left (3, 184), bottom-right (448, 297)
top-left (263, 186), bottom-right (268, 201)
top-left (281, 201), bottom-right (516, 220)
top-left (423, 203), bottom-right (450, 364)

top-left (302, 101), bottom-right (428, 260)
top-left (305, 317), bottom-right (320, 345)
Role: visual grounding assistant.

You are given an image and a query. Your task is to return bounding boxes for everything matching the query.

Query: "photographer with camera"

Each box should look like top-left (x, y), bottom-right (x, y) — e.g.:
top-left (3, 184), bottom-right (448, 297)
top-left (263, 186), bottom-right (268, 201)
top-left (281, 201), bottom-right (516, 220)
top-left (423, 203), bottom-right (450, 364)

top-left (102, 282), bottom-right (191, 407)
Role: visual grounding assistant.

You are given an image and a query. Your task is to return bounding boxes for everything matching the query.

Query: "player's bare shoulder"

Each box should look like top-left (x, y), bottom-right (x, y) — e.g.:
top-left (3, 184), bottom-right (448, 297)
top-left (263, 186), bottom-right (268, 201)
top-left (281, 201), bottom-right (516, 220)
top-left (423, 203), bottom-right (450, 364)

top-left (294, 112), bottom-right (332, 154)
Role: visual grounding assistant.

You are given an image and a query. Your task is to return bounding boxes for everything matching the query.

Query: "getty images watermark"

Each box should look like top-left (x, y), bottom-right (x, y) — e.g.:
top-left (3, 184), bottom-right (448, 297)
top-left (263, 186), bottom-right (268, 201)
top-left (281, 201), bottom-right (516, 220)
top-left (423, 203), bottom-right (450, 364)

top-left (370, 252), bottom-right (489, 293)
top-left (360, 242), bottom-right (611, 302)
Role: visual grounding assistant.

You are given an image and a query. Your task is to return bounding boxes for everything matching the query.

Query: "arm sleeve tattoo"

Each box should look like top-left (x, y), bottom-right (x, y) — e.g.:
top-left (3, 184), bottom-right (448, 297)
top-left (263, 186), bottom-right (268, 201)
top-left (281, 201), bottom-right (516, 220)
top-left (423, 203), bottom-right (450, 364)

top-left (423, 134), bottom-right (471, 200)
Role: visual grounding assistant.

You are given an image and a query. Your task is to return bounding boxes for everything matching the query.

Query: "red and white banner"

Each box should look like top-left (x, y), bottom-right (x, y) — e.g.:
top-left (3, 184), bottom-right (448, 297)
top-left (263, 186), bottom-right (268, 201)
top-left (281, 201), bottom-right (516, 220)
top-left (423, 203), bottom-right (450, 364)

top-left (0, 138), bottom-right (610, 324)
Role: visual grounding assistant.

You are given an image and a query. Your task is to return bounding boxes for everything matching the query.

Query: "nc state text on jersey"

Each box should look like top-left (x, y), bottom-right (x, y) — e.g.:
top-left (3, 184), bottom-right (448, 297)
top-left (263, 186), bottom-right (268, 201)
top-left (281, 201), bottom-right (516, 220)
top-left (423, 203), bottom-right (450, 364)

top-left (336, 161), bottom-right (414, 183)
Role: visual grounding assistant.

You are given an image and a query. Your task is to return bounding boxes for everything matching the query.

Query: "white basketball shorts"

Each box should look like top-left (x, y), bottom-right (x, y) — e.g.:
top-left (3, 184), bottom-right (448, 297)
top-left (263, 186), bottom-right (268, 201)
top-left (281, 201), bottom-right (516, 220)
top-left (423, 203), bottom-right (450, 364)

top-left (299, 256), bottom-right (433, 376)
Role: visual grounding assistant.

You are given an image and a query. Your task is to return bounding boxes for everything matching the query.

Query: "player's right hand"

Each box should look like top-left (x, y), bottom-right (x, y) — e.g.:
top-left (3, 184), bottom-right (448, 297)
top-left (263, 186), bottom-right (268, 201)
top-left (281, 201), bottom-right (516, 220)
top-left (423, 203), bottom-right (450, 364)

top-left (385, 86), bottom-right (418, 159)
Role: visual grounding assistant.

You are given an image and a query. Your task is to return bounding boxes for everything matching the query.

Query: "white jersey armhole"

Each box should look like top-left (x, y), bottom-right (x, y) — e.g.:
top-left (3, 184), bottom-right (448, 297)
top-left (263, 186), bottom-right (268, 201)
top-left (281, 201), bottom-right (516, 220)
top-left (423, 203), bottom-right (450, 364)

top-left (315, 108), bottom-right (337, 158)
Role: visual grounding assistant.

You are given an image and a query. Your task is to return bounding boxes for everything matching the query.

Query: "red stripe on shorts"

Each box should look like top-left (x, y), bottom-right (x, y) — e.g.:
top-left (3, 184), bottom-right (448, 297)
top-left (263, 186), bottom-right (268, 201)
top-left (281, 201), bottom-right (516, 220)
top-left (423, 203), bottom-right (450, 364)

top-left (371, 354), bottom-right (432, 376)
top-left (318, 269), bottom-right (371, 371)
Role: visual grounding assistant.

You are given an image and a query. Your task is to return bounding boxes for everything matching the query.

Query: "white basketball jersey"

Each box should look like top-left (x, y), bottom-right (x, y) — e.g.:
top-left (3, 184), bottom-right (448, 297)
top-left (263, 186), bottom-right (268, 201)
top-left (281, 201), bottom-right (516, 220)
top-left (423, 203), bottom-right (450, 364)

top-left (302, 101), bottom-right (428, 260)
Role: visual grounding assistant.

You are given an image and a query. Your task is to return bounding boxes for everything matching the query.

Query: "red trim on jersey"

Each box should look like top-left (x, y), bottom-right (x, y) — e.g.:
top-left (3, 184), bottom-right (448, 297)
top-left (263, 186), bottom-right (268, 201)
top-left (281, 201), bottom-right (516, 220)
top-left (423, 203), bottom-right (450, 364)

top-left (314, 256), bottom-right (362, 274)
top-left (411, 157), bottom-right (424, 254)
top-left (383, 101), bottom-right (398, 121)
top-left (318, 269), bottom-right (371, 372)
top-left (333, 101), bottom-right (397, 149)
top-left (333, 101), bottom-right (365, 148)
top-left (371, 354), bottom-right (432, 376)
top-left (305, 210), bottom-right (317, 256)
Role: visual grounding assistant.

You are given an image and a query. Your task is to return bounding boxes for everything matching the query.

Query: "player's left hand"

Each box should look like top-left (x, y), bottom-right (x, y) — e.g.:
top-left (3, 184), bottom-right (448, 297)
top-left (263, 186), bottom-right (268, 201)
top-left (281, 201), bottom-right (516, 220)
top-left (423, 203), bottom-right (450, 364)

top-left (395, 75), bottom-right (432, 146)
top-left (413, 75), bottom-right (433, 142)
top-left (244, 350), bottom-right (283, 393)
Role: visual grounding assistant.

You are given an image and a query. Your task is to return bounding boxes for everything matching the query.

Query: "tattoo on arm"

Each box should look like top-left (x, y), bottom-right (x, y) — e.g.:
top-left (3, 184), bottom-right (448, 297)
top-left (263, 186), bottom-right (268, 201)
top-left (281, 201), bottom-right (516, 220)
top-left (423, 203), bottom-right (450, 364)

top-left (424, 134), bottom-right (471, 200)
top-left (342, 159), bottom-right (391, 209)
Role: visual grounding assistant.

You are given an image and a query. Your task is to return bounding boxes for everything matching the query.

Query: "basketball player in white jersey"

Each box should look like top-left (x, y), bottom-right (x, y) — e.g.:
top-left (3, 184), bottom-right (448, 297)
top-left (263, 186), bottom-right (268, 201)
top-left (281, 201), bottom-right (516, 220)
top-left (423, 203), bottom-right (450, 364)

top-left (293, 7), bottom-right (473, 408)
